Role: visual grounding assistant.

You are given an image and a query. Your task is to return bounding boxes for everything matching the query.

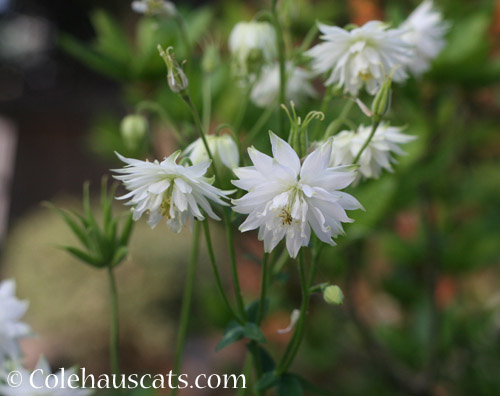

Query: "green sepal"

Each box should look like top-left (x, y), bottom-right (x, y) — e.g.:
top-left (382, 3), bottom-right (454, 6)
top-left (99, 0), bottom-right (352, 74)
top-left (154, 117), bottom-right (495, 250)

top-left (243, 323), bottom-right (267, 343)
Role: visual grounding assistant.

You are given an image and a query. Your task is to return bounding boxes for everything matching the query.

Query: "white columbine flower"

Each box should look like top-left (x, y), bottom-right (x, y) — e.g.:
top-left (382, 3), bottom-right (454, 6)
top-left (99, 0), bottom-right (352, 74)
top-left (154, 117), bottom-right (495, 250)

top-left (232, 132), bottom-right (362, 258)
top-left (228, 21), bottom-right (277, 76)
top-left (0, 356), bottom-right (92, 396)
top-left (306, 21), bottom-right (411, 96)
top-left (250, 62), bottom-right (317, 108)
top-left (401, 1), bottom-right (449, 76)
top-left (329, 123), bottom-right (416, 180)
top-left (113, 152), bottom-right (231, 233)
top-left (0, 279), bottom-right (31, 365)
top-left (131, 0), bottom-right (176, 17)
top-left (184, 134), bottom-right (239, 170)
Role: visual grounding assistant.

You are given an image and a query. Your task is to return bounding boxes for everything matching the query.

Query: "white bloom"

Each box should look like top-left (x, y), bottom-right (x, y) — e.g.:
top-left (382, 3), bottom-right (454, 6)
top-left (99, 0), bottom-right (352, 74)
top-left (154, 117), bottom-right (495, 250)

top-left (0, 280), bottom-right (31, 365)
top-left (401, 1), bottom-right (449, 76)
top-left (184, 134), bottom-right (239, 170)
top-left (228, 21), bottom-right (276, 76)
top-left (250, 62), bottom-right (317, 108)
top-left (306, 21), bottom-right (411, 96)
top-left (329, 123), bottom-right (416, 180)
top-left (131, 0), bottom-right (176, 17)
top-left (232, 132), bottom-right (362, 258)
top-left (0, 356), bottom-right (92, 396)
top-left (113, 152), bottom-right (230, 233)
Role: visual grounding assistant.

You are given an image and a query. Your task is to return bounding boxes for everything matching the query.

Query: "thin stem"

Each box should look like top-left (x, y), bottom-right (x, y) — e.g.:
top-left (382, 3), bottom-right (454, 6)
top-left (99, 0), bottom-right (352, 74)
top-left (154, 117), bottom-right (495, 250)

top-left (171, 221), bottom-right (201, 396)
top-left (353, 119), bottom-right (380, 164)
top-left (107, 265), bottom-right (120, 376)
top-left (249, 341), bottom-right (263, 396)
top-left (181, 92), bottom-right (246, 322)
top-left (271, 0), bottom-right (287, 135)
top-left (277, 250), bottom-right (309, 374)
top-left (223, 208), bottom-right (247, 319)
top-left (325, 99), bottom-right (355, 138)
top-left (295, 23), bottom-right (318, 56)
top-left (202, 220), bottom-right (242, 323)
top-left (233, 84), bottom-right (253, 135)
top-left (243, 105), bottom-right (275, 146)
top-left (202, 73), bottom-right (212, 134)
top-left (236, 355), bottom-right (252, 396)
top-left (257, 253), bottom-right (269, 325)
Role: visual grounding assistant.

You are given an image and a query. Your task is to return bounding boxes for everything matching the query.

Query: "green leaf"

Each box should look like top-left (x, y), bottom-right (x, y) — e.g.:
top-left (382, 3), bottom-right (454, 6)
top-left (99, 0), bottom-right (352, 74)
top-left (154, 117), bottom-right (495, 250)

top-left (112, 246), bottom-right (128, 267)
top-left (277, 374), bottom-right (304, 396)
top-left (243, 323), bottom-right (267, 343)
top-left (61, 246), bottom-right (103, 268)
top-left (216, 322), bottom-right (244, 351)
top-left (119, 214), bottom-right (134, 247)
top-left (294, 374), bottom-right (333, 396)
top-left (255, 371), bottom-right (279, 392)
top-left (245, 300), bottom-right (268, 323)
top-left (45, 202), bottom-right (89, 249)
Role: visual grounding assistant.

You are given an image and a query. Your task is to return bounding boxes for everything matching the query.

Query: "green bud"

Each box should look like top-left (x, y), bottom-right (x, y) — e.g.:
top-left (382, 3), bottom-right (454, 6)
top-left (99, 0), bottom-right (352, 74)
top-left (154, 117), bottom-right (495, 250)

top-left (371, 74), bottom-right (393, 121)
top-left (158, 45), bottom-right (189, 93)
top-left (120, 114), bottom-right (148, 150)
top-left (323, 285), bottom-right (344, 305)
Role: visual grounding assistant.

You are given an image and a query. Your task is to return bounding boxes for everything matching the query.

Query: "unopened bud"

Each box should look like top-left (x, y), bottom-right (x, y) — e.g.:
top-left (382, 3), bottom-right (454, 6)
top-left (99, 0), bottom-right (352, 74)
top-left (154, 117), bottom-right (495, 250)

top-left (120, 114), bottom-right (148, 150)
top-left (158, 45), bottom-right (189, 93)
top-left (323, 285), bottom-right (344, 305)
top-left (371, 74), bottom-right (393, 121)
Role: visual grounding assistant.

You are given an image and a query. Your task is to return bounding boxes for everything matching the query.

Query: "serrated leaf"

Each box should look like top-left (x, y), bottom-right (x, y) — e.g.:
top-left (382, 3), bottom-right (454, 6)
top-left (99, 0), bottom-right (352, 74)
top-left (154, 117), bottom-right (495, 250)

top-left (216, 322), bottom-right (244, 351)
top-left (255, 371), bottom-right (279, 392)
top-left (243, 323), bottom-right (267, 343)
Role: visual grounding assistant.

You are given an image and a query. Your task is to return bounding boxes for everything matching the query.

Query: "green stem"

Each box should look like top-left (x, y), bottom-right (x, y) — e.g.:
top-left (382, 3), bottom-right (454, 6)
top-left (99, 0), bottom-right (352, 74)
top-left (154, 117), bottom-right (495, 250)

top-left (236, 355), bottom-right (252, 396)
top-left (171, 221), bottom-right (201, 396)
top-left (257, 253), bottom-right (269, 325)
top-left (353, 119), bottom-right (380, 164)
top-left (325, 99), bottom-right (355, 138)
top-left (224, 208), bottom-right (247, 319)
top-left (243, 105), bottom-right (275, 146)
top-left (295, 24), bottom-right (318, 57)
top-left (202, 73), bottom-right (212, 134)
top-left (107, 265), bottom-right (120, 376)
top-left (202, 220), bottom-right (242, 323)
top-left (271, 0), bottom-right (287, 135)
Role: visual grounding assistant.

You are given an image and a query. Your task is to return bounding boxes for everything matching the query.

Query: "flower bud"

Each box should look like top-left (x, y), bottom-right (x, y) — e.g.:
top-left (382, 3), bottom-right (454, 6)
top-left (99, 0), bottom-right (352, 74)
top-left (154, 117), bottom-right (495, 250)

top-left (158, 45), bottom-right (189, 94)
top-left (184, 134), bottom-right (239, 170)
top-left (228, 21), bottom-right (276, 77)
top-left (323, 285), bottom-right (344, 305)
top-left (131, 0), bottom-right (177, 17)
top-left (120, 114), bottom-right (148, 150)
top-left (371, 74), bottom-right (393, 121)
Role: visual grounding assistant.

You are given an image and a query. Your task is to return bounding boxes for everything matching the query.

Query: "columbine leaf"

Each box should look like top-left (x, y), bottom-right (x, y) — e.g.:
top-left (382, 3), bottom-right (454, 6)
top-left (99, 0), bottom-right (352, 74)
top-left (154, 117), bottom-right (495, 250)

top-left (45, 203), bottom-right (89, 249)
top-left (277, 374), bottom-right (304, 396)
top-left (255, 371), bottom-right (279, 392)
top-left (243, 323), bottom-right (267, 343)
top-left (61, 246), bottom-right (103, 268)
top-left (216, 322), bottom-right (244, 351)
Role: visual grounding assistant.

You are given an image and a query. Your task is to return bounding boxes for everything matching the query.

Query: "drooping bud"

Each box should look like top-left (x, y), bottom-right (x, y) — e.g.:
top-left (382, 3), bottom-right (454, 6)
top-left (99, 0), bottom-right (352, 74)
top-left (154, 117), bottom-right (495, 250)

top-left (228, 21), bottom-right (277, 77)
top-left (184, 134), bottom-right (239, 170)
top-left (131, 0), bottom-right (177, 17)
top-left (158, 45), bottom-right (189, 94)
top-left (120, 114), bottom-right (148, 150)
top-left (323, 285), bottom-right (344, 305)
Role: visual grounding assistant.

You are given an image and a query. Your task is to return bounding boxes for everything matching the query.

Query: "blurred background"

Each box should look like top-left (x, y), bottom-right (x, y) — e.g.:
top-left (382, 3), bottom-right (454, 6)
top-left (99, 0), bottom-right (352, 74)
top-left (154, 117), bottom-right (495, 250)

top-left (1, 0), bottom-right (500, 395)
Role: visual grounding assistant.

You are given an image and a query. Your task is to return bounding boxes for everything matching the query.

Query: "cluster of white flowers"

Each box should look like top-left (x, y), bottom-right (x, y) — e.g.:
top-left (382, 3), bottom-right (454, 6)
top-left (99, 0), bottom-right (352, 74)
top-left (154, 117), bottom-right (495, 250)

top-left (307, 0), bottom-right (448, 96)
top-left (327, 124), bottom-right (416, 182)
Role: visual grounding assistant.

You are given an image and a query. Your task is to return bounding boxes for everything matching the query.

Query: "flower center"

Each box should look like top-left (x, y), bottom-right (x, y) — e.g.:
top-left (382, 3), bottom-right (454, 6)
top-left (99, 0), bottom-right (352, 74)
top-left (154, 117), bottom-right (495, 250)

top-left (279, 208), bottom-right (293, 225)
top-left (160, 196), bottom-right (172, 218)
top-left (358, 70), bottom-right (372, 81)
